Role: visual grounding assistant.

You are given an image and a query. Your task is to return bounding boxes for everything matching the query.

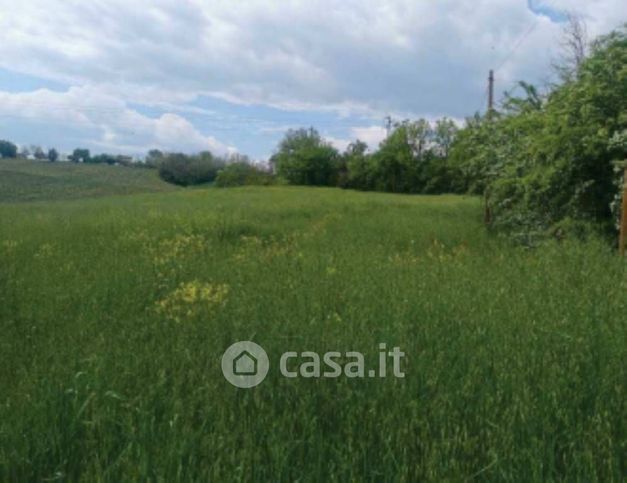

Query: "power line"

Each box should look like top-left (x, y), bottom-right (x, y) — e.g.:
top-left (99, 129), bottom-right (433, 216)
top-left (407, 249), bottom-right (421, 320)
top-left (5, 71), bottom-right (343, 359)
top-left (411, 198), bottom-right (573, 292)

top-left (473, 15), bottom-right (541, 116)
top-left (494, 19), bottom-right (540, 73)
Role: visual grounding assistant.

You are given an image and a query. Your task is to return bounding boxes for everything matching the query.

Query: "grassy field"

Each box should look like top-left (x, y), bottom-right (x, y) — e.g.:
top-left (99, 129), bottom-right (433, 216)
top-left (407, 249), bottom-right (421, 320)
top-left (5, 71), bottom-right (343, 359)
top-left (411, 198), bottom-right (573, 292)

top-left (0, 159), bottom-right (177, 202)
top-left (0, 181), bottom-right (625, 480)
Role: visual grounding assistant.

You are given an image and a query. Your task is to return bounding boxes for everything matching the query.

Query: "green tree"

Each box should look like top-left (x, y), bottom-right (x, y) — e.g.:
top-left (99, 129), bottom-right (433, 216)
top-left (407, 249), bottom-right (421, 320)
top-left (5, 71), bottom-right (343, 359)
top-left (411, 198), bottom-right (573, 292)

top-left (47, 148), bottom-right (59, 162)
top-left (146, 149), bottom-right (165, 167)
top-left (433, 117), bottom-right (459, 158)
top-left (70, 148), bottom-right (91, 163)
top-left (370, 126), bottom-right (415, 193)
top-left (368, 120), bottom-right (433, 193)
top-left (0, 140), bottom-right (18, 158)
top-left (271, 128), bottom-right (340, 186)
top-left (342, 140), bottom-right (372, 190)
top-left (405, 119), bottom-right (432, 159)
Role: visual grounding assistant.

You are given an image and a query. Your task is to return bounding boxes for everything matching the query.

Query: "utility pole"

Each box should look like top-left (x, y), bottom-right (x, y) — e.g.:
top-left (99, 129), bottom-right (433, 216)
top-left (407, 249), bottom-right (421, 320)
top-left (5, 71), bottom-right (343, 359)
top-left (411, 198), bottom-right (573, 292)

top-left (620, 165), bottom-right (627, 257)
top-left (385, 116), bottom-right (392, 138)
top-left (488, 69), bottom-right (495, 114)
top-left (483, 69), bottom-right (496, 225)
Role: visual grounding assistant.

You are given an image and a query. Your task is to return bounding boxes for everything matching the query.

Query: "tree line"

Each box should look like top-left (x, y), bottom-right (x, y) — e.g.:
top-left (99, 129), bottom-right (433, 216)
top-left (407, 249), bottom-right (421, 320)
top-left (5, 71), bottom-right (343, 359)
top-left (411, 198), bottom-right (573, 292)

top-left (0, 143), bottom-right (138, 166)
top-left (0, 142), bottom-right (59, 162)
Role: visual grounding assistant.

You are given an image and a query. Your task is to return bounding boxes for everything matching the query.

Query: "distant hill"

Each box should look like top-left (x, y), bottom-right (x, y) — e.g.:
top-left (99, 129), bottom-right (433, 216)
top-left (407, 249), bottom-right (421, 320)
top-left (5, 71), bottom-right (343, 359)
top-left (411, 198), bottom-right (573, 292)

top-left (0, 159), bottom-right (178, 202)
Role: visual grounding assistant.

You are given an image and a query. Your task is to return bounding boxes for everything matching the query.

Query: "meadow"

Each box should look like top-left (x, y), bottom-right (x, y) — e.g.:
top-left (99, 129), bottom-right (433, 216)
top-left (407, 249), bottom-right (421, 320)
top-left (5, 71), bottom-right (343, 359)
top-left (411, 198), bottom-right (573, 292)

top-left (0, 173), bottom-right (625, 480)
top-left (0, 159), bottom-right (177, 202)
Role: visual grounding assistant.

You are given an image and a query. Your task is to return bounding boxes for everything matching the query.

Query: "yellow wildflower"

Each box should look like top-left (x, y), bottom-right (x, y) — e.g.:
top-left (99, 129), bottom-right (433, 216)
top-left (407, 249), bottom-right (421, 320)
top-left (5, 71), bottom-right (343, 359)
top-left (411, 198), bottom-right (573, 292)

top-left (156, 281), bottom-right (230, 323)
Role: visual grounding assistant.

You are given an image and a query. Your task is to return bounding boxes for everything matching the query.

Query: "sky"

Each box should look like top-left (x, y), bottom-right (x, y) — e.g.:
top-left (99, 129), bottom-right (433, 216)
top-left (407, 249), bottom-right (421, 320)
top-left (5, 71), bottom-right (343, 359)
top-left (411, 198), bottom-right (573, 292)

top-left (0, 0), bottom-right (625, 160)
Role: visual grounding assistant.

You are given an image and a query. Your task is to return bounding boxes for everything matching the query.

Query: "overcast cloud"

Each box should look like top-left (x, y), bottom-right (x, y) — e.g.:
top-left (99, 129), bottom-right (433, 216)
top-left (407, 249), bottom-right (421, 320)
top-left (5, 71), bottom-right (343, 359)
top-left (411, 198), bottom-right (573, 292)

top-left (0, 0), bottom-right (625, 158)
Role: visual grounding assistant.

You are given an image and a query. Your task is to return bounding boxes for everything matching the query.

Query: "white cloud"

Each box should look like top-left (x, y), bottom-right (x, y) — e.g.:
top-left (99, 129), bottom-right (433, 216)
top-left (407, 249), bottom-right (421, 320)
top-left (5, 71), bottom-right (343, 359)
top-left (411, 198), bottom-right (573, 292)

top-left (327, 125), bottom-right (418, 152)
top-left (351, 126), bottom-right (388, 151)
top-left (0, 86), bottom-right (234, 154)
top-left (325, 136), bottom-right (351, 153)
top-left (0, 0), bottom-right (583, 114)
top-left (325, 125), bottom-right (395, 152)
top-left (0, 0), bottom-right (624, 154)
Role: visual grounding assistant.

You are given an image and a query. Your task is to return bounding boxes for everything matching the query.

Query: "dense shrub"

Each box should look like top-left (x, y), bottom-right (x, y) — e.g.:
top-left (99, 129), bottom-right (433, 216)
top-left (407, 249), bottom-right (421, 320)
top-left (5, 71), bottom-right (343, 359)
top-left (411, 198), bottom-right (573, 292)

top-left (158, 152), bottom-right (224, 186)
top-left (215, 162), bottom-right (276, 187)
top-left (450, 25), bottom-right (627, 241)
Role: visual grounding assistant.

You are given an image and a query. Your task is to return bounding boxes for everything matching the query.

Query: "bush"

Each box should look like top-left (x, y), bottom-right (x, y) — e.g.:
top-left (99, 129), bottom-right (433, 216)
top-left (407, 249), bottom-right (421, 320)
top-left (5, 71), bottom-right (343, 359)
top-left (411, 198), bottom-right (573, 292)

top-left (215, 162), bottom-right (275, 187)
top-left (451, 26), bottom-right (627, 242)
top-left (158, 152), bottom-right (224, 186)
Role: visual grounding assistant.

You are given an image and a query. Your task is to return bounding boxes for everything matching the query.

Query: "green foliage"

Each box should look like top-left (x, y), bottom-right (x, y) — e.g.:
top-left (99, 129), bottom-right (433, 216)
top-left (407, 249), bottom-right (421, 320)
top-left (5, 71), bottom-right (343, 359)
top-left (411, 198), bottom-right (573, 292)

top-left (450, 25), bottom-right (627, 242)
top-left (47, 148), bottom-right (59, 163)
top-left (0, 140), bottom-right (18, 159)
top-left (370, 122), bottom-right (421, 193)
top-left (215, 161), bottom-right (275, 187)
top-left (433, 117), bottom-right (458, 157)
top-left (70, 148), bottom-right (91, 163)
top-left (145, 149), bottom-right (165, 168)
top-left (157, 152), bottom-right (224, 187)
top-left (343, 119), bottom-right (462, 194)
top-left (340, 140), bottom-right (371, 189)
top-left (267, 121), bottom-right (461, 194)
top-left (271, 128), bottom-right (340, 186)
top-left (90, 153), bottom-right (118, 165)
top-left (0, 187), bottom-right (624, 480)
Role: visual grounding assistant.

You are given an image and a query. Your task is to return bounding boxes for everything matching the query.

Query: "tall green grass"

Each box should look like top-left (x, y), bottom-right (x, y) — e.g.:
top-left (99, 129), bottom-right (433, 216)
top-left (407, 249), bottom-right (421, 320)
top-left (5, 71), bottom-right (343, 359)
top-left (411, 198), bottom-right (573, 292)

top-left (0, 159), bottom-right (177, 202)
top-left (0, 187), bottom-right (624, 481)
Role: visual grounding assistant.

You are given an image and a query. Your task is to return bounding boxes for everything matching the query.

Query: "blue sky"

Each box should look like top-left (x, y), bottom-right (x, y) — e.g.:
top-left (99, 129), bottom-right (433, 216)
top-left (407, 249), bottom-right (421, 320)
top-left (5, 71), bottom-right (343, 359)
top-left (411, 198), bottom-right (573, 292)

top-left (0, 0), bottom-right (624, 160)
top-left (527, 0), bottom-right (568, 22)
